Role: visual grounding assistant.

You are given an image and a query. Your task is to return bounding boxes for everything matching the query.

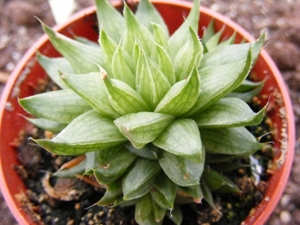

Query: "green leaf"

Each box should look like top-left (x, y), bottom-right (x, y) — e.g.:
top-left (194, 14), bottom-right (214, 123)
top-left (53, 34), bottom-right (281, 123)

top-left (36, 53), bottom-right (72, 89)
top-left (201, 127), bottom-right (264, 155)
top-left (155, 67), bottom-right (201, 116)
top-left (24, 117), bottom-right (66, 133)
top-left (94, 145), bottom-right (137, 184)
top-left (202, 19), bottom-right (215, 45)
top-left (94, 146), bottom-right (137, 184)
top-left (201, 34), bottom-right (265, 68)
top-left (95, 0), bottom-right (125, 43)
top-left (135, 0), bottom-right (169, 37)
top-left (168, 0), bottom-right (200, 58)
top-left (122, 3), bottom-right (154, 55)
top-left (114, 112), bottom-right (174, 149)
top-left (85, 151), bottom-right (97, 174)
top-left (153, 119), bottom-right (203, 163)
top-left (113, 197), bottom-right (139, 207)
top-left (204, 26), bottom-right (225, 52)
top-left (227, 85), bottom-right (263, 103)
top-left (32, 110), bottom-right (127, 155)
top-left (124, 143), bottom-right (158, 160)
top-left (158, 151), bottom-right (204, 187)
top-left (74, 35), bottom-right (99, 47)
top-left (156, 43), bottom-right (175, 85)
top-left (42, 23), bottom-right (105, 74)
top-left (112, 46), bottom-right (135, 88)
top-left (200, 180), bottom-right (217, 211)
top-left (233, 79), bottom-right (265, 93)
top-left (123, 158), bottom-right (160, 200)
top-left (97, 181), bottom-right (123, 205)
top-left (150, 188), bottom-right (173, 210)
top-left (135, 194), bottom-right (155, 225)
top-left (153, 23), bottom-right (169, 51)
top-left (202, 170), bottom-right (240, 194)
top-left (167, 204), bottom-right (183, 225)
top-left (132, 42), bottom-right (140, 67)
top-left (186, 49), bottom-right (252, 116)
top-left (102, 72), bottom-right (150, 115)
top-left (99, 29), bottom-right (118, 75)
top-left (136, 45), bottom-right (171, 110)
top-left (154, 172), bottom-right (177, 209)
top-left (194, 97), bottom-right (266, 128)
top-left (152, 200), bottom-right (167, 223)
top-left (19, 89), bottom-right (91, 124)
top-left (178, 184), bottom-right (203, 203)
top-left (60, 71), bottom-right (120, 119)
top-left (173, 26), bottom-right (203, 81)
top-left (217, 31), bottom-right (236, 47)
top-left (229, 79), bottom-right (265, 102)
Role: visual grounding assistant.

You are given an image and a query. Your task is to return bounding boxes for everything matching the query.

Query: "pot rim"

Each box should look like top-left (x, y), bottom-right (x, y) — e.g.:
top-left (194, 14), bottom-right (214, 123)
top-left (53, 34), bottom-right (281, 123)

top-left (0, 1), bottom-right (295, 224)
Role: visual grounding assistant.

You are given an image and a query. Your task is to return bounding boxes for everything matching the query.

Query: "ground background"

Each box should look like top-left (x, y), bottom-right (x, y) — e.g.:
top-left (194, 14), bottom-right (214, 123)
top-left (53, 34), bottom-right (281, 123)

top-left (0, 0), bottom-right (299, 224)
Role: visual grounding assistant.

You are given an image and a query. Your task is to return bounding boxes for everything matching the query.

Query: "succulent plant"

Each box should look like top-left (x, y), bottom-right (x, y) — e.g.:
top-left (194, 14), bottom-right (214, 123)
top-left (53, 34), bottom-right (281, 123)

top-left (19, 0), bottom-right (267, 224)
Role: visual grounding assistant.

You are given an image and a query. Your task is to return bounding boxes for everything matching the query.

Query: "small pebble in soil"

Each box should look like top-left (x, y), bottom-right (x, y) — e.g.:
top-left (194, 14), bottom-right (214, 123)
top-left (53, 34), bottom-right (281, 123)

top-left (280, 194), bottom-right (291, 208)
top-left (267, 217), bottom-right (282, 225)
top-left (280, 210), bottom-right (292, 224)
top-left (5, 62), bottom-right (15, 72)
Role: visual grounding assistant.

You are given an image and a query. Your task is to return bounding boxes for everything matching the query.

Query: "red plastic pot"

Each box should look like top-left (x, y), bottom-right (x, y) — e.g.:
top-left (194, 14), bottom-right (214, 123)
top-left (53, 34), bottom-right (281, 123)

top-left (0, 0), bottom-right (295, 224)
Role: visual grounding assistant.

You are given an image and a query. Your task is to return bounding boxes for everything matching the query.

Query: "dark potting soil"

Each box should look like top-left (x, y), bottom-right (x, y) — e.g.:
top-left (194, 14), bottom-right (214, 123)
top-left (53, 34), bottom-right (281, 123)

top-left (12, 77), bottom-right (275, 225)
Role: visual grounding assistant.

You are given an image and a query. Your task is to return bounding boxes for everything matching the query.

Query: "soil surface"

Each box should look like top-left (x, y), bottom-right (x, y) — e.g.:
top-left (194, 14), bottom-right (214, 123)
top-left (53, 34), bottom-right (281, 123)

top-left (0, 0), bottom-right (299, 224)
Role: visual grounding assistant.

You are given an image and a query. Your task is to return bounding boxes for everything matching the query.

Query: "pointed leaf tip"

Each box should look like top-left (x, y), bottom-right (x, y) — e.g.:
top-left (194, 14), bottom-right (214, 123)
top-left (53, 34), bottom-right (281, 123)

top-left (32, 110), bottom-right (127, 155)
top-left (42, 23), bottom-right (105, 74)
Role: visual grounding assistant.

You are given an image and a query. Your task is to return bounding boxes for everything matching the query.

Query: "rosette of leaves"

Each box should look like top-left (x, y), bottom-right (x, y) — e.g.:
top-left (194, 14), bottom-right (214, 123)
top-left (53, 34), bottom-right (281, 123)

top-left (19, 0), bottom-right (267, 224)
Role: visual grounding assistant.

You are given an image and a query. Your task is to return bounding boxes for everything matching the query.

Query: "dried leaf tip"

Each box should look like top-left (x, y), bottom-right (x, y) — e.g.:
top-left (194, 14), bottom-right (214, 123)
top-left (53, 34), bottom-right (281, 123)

top-left (101, 70), bottom-right (108, 80)
top-left (59, 70), bottom-right (66, 80)
top-left (193, 198), bottom-right (202, 204)
top-left (121, 125), bottom-right (130, 134)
